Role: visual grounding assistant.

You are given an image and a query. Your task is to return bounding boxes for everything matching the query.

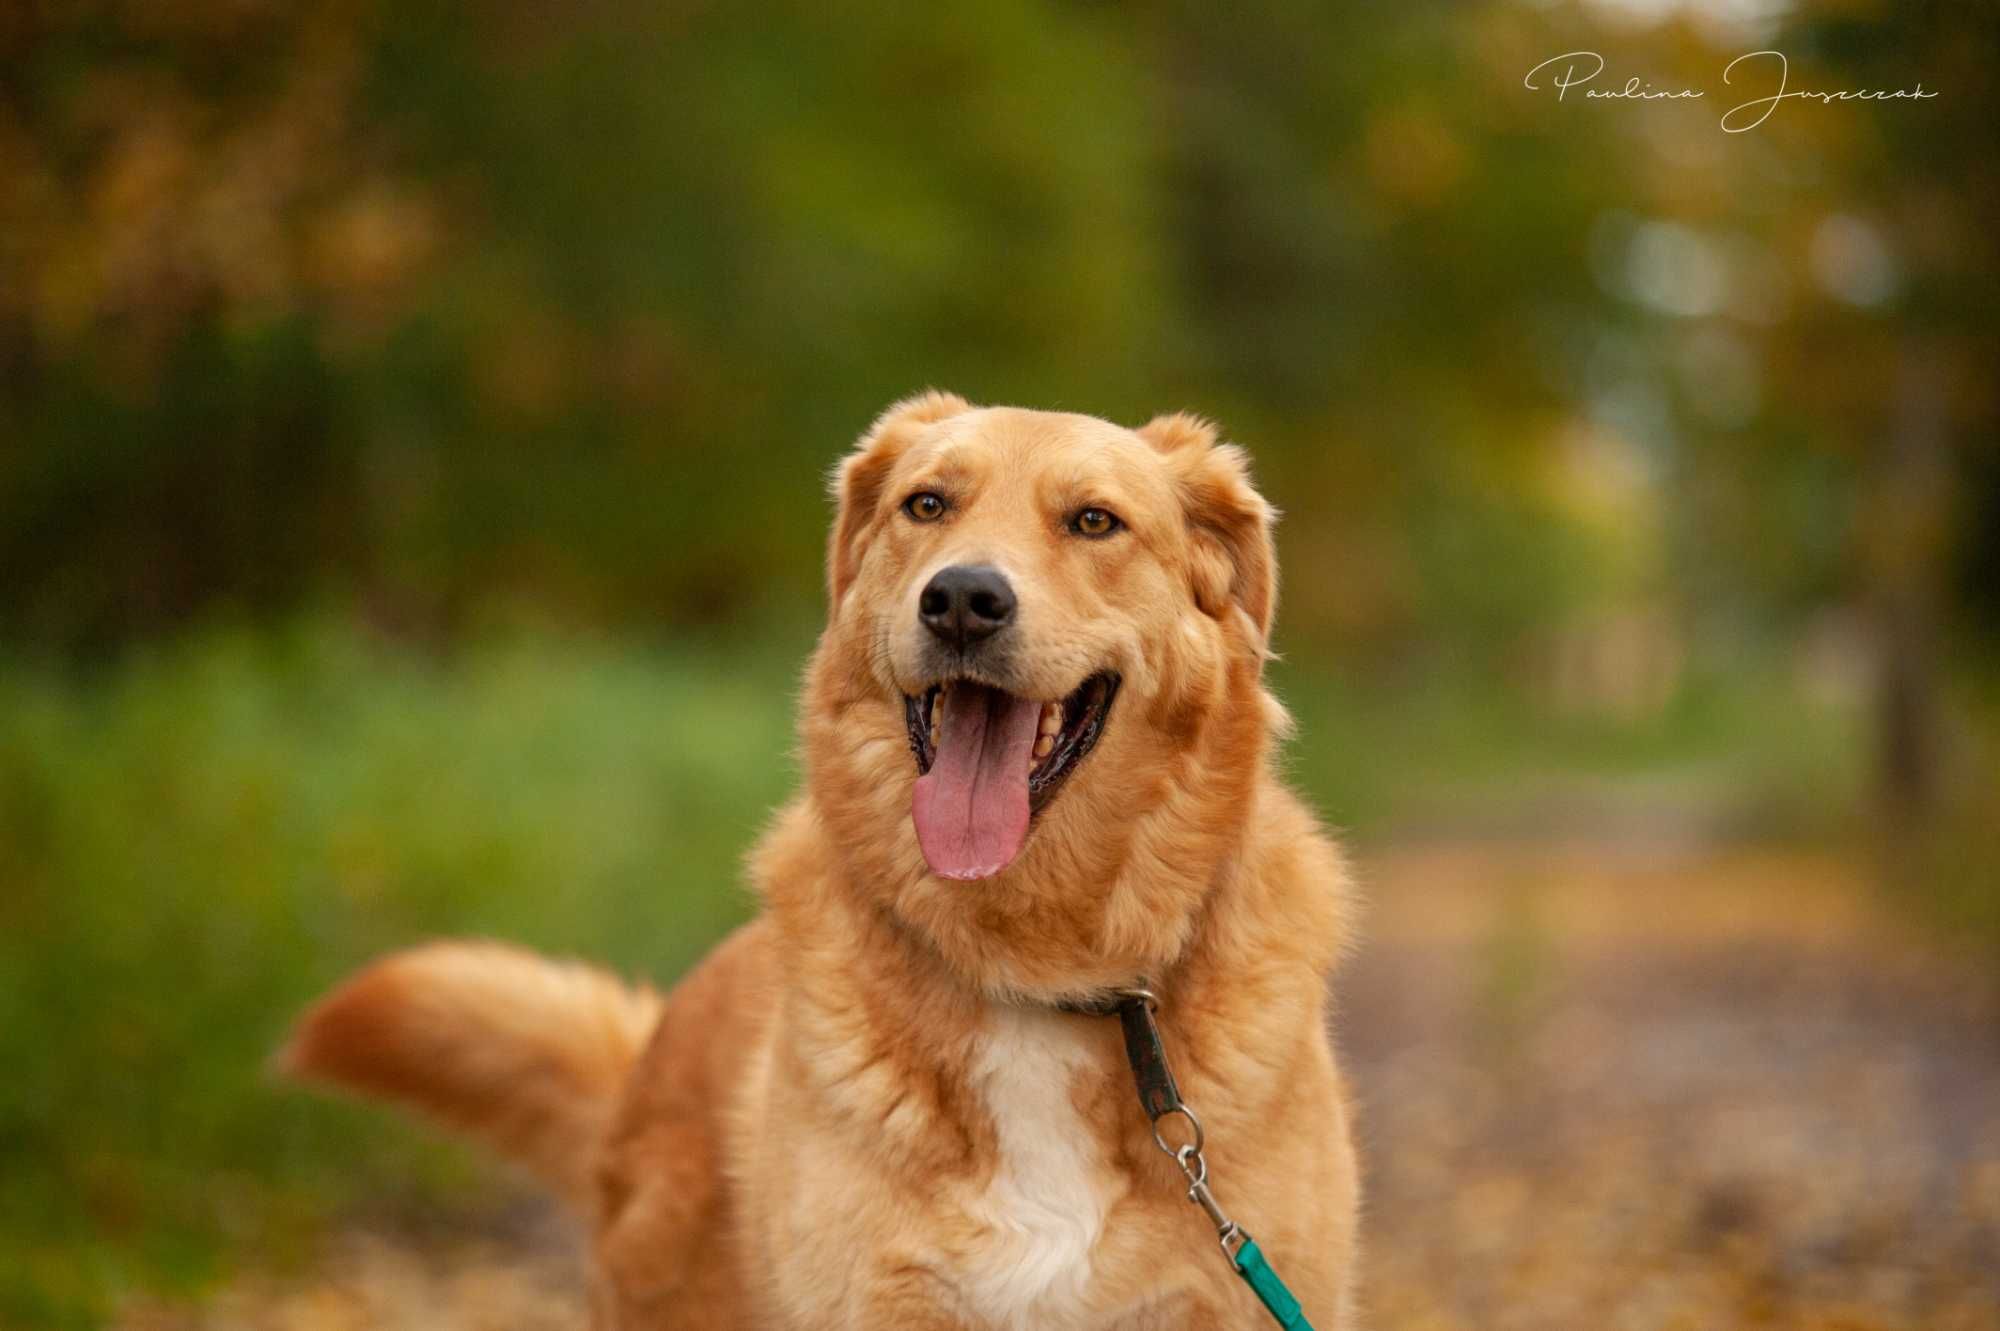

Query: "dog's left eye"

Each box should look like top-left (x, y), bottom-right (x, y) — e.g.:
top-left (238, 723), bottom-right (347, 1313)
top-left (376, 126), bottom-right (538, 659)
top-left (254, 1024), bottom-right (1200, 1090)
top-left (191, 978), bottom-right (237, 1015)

top-left (1071, 507), bottom-right (1121, 538)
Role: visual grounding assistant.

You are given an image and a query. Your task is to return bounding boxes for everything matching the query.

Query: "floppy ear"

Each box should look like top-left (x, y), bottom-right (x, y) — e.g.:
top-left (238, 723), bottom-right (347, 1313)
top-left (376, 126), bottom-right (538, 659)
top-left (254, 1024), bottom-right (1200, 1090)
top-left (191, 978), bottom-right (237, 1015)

top-left (827, 390), bottom-right (973, 605)
top-left (1138, 412), bottom-right (1279, 651)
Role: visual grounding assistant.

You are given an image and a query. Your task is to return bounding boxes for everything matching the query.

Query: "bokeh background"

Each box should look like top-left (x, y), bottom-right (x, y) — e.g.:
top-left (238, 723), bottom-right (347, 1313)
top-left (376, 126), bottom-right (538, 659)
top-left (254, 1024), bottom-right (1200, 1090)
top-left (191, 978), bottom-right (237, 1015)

top-left (3, 1), bottom-right (1997, 1327)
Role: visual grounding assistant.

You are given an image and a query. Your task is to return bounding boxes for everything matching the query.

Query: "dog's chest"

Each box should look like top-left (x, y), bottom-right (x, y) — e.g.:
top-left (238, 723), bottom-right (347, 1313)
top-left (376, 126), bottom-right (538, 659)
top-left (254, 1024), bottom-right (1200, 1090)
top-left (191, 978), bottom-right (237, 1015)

top-left (955, 1009), bottom-right (1116, 1330)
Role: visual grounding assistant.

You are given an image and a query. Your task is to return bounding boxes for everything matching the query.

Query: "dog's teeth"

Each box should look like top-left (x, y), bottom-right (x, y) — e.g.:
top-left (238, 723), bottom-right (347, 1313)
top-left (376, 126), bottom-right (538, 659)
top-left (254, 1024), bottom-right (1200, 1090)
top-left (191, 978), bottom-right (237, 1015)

top-left (1039, 703), bottom-right (1061, 736)
top-left (930, 716), bottom-right (941, 747)
top-left (1033, 733), bottom-right (1054, 761)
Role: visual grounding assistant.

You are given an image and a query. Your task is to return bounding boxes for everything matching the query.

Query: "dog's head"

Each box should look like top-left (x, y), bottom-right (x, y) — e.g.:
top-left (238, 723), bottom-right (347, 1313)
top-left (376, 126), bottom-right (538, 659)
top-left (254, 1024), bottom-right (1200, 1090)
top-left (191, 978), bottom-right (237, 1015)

top-left (800, 392), bottom-right (1285, 997)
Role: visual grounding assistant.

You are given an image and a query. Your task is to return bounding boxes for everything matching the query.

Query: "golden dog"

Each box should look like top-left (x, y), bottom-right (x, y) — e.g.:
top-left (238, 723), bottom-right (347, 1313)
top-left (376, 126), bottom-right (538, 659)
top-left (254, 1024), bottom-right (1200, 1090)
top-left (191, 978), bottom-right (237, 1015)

top-left (284, 394), bottom-right (1359, 1329)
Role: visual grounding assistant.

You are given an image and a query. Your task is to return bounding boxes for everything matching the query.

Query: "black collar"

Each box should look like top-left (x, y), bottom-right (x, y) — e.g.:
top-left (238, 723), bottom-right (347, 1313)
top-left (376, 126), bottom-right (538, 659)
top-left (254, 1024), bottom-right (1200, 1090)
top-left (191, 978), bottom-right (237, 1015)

top-left (1052, 984), bottom-right (1184, 1123)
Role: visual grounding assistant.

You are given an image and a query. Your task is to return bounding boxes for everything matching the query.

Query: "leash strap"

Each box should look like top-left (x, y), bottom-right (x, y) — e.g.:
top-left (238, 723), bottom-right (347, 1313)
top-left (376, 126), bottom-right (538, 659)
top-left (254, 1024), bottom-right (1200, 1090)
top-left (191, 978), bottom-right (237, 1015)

top-left (1233, 1238), bottom-right (1312, 1328)
top-left (1109, 989), bottom-right (1317, 1330)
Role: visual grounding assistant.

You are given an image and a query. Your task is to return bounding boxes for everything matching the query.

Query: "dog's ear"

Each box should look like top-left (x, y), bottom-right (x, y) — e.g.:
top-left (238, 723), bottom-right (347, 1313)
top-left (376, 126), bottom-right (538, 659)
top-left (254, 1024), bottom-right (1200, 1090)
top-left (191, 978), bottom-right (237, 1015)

top-left (1139, 412), bottom-right (1278, 652)
top-left (827, 390), bottom-right (973, 605)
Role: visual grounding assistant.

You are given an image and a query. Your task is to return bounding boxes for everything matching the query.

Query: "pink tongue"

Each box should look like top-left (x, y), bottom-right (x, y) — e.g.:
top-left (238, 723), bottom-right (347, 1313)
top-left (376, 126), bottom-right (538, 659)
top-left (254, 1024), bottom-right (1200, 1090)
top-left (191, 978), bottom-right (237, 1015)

top-left (911, 684), bottom-right (1041, 880)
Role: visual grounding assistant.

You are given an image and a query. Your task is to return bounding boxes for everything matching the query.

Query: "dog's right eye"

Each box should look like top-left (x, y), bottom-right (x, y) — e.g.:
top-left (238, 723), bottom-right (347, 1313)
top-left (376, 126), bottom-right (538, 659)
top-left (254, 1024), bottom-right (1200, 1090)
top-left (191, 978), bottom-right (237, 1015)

top-left (903, 492), bottom-right (949, 523)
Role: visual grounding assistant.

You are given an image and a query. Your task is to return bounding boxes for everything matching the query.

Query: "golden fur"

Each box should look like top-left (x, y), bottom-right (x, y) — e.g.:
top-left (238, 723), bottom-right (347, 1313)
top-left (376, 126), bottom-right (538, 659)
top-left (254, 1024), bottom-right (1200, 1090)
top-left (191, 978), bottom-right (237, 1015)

top-left (284, 395), bottom-right (1360, 1328)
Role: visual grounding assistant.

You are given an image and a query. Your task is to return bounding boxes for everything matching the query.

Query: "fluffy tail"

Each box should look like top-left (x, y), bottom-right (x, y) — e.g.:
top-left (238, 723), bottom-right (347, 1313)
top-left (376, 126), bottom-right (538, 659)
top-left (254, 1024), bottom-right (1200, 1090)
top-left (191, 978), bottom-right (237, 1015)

top-left (278, 940), bottom-right (662, 1211)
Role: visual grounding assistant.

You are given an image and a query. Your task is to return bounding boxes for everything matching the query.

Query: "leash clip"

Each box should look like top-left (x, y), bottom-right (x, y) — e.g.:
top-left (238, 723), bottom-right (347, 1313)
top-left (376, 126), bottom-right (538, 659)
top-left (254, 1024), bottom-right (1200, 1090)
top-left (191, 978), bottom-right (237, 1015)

top-left (1107, 985), bottom-right (1315, 1326)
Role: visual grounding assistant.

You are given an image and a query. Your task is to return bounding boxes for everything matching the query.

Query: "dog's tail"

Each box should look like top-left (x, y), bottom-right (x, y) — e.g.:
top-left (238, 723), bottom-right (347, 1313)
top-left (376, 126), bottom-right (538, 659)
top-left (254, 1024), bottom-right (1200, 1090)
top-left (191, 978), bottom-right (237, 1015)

top-left (277, 940), bottom-right (662, 1211)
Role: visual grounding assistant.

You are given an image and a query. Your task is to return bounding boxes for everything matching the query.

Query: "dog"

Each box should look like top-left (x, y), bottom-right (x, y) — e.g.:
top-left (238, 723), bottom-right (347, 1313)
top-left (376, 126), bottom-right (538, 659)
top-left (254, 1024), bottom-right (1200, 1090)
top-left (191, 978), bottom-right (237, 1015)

top-left (282, 393), bottom-right (1360, 1329)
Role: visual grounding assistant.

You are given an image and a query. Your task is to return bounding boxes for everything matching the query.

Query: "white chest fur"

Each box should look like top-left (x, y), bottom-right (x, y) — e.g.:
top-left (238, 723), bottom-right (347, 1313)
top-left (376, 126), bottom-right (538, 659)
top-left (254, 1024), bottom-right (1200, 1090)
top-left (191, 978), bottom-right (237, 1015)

top-left (957, 1006), bottom-right (1115, 1330)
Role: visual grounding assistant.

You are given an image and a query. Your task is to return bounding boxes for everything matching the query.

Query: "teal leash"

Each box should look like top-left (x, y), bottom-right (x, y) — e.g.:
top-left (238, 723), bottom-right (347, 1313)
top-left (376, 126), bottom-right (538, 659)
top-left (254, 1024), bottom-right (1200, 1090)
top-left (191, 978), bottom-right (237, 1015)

top-left (1232, 1238), bottom-right (1312, 1328)
top-left (1099, 985), bottom-right (1318, 1330)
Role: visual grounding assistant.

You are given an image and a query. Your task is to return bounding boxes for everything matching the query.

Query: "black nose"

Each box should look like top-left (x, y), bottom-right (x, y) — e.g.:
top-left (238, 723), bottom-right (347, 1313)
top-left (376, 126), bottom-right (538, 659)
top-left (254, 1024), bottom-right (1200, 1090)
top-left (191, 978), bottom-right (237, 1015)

top-left (919, 565), bottom-right (1016, 650)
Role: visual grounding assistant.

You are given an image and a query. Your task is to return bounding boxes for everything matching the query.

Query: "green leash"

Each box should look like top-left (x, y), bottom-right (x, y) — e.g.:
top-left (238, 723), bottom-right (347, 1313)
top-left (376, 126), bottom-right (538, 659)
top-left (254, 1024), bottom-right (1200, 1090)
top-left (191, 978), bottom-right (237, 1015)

top-left (1233, 1238), bottom-right (1312, 1328)
top-left (1100, 986), bottom-right (1318, 1330)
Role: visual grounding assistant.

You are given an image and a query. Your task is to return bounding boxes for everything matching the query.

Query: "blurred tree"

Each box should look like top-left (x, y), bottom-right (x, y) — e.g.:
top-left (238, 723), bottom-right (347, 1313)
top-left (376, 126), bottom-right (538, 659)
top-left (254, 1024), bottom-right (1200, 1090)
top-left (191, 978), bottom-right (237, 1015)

top-left (0, 0), bottom-right (1992, 749)
top-left (1, 0), bottom-right (1642, 661)
top-left (1645, 6), bottom-right (1997, 821)
top-left (1813, 5), bottom-right (2000, 825)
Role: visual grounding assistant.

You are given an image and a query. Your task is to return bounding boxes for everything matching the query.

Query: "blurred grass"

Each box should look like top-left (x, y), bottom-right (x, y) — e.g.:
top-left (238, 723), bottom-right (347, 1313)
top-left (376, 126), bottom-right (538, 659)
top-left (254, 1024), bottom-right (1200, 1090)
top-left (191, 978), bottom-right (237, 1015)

top-left (0, 616), bottom-right (806, 1327)
top-left (1276, 653), bottom-right (1868, 846)
top-left (0, 615), bottom-right (1872, 1326)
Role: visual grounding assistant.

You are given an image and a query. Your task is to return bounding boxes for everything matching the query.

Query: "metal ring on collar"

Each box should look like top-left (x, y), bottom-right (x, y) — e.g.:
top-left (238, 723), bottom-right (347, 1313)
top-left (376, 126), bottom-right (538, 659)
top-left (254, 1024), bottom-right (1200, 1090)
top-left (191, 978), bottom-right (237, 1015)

top-left (1150, 1102), bottom-right (1204, 1159)
top-left (1113, 984), bottom-right (1159, 1012)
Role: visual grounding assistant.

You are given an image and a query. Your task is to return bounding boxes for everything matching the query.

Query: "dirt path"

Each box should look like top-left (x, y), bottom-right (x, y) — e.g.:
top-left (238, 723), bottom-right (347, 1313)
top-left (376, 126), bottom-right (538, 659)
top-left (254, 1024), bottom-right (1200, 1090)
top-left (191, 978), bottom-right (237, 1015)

top-left (123, 841), bottom-right (2000, 1330)
top-left (1349, 840), bottom-right (2000, 1331)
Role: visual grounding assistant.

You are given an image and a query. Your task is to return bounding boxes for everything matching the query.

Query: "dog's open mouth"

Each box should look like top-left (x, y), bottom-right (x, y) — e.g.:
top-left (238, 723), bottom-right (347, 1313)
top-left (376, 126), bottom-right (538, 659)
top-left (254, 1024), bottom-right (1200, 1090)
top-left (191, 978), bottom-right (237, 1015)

top-left (903, 673), bottom-right (1119, 881)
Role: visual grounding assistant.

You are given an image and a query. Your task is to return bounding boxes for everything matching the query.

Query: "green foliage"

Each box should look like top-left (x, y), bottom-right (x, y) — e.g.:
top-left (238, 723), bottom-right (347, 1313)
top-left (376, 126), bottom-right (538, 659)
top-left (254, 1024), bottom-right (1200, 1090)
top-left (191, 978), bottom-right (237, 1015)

top-left (0, 0), bottom-right (1675, 657)
top-left (0, 619), bottom-right (801, 1325)
top-left (7, 1), bottom-right (1990, 667)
